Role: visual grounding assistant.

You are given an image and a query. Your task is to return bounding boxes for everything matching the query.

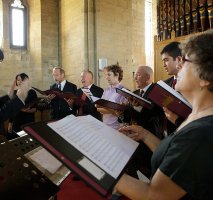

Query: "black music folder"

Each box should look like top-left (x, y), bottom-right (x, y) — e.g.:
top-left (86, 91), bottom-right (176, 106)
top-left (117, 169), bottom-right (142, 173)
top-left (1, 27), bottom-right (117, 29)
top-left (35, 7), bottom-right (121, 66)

top-left (116, 87), bottom-right (153, 109)
top-left (147, 80), bottom-right (192, 118)
top-left (23, 115), bottom-right (139, 197)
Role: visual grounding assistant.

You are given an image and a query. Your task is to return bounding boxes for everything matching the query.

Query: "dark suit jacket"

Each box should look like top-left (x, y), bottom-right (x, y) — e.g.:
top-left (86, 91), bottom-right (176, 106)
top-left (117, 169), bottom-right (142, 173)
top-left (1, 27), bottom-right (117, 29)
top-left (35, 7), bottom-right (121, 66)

top-left (164, 76), bottom-right (174, 87)
top-left (0, 95), bottom-right (10, 107)
top-left (0, 95), bottom-right (25, 135)
top-left (50, 80), bottom-right (77, 120)
top-left (123, 83), bottom-right (165, 138)
top-left (9, 89), bottom-right (38, 132)
top-left (123, 83), bottom-right (165, 178)
top-left (75, 84), bottom-right (104, 121)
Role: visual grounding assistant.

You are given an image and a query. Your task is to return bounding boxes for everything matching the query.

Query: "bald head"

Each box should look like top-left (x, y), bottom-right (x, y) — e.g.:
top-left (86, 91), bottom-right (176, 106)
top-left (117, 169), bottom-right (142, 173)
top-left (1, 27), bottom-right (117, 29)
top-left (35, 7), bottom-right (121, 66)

top-left (134, 66), bottom-right (153, 89)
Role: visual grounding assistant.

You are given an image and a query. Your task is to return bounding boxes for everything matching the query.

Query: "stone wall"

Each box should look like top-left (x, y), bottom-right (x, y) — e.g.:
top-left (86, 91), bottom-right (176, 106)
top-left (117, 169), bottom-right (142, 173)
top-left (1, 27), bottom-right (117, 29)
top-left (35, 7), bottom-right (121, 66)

top-left (60, 0), bottom-right (146, 90)
top-left (0, 0), bottom-right (150, 93)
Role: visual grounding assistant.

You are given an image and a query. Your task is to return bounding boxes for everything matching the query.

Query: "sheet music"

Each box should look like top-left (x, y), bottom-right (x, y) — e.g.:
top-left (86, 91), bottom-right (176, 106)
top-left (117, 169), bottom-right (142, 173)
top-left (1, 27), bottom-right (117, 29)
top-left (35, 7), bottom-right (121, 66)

top-left (48, 115), bottom-right (138, 179)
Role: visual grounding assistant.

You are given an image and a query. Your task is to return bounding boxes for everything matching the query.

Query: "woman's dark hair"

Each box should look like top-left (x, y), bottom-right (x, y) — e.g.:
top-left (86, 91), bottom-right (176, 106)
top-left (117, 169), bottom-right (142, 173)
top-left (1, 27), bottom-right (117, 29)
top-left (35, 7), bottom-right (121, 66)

top-left (104, 64), bottom-right (123, 81)
top-left (15, 73), bottom-right (29, 86)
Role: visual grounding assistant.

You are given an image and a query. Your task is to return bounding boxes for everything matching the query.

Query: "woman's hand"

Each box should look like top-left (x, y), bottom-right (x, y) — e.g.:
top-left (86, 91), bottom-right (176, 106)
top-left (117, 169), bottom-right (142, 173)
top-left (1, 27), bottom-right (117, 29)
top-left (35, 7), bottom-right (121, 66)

top-left (8, 79), bottom-right (18, 98)
top-left (16, 79), bottom-right (30, 102)
top-left (163, 107), bottom-right (179, 124)
top-left (119, 124), bottom-right (150, 141)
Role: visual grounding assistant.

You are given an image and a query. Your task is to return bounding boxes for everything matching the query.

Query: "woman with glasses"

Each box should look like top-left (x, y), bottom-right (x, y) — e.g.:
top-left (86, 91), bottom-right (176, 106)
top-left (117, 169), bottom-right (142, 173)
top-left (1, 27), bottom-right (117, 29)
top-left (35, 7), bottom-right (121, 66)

top-left (116, 30), bottom-right (213, 199)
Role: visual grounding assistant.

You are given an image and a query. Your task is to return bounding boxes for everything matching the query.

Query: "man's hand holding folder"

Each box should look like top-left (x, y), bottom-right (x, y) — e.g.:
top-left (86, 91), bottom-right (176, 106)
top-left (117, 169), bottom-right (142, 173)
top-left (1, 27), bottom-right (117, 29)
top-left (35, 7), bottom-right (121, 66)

top-left (32, 86), bottom-right (85, 107)
top-left (116, 88), bottom-right (153, 109)
top-left (32, 87), bottom-right (78, 100)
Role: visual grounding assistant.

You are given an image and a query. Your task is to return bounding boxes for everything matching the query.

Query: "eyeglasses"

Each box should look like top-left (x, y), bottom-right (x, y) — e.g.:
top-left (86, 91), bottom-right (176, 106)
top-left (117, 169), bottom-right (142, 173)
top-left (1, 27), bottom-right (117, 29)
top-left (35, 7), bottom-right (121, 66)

top-left (181, 55), bottom-right (193, 64)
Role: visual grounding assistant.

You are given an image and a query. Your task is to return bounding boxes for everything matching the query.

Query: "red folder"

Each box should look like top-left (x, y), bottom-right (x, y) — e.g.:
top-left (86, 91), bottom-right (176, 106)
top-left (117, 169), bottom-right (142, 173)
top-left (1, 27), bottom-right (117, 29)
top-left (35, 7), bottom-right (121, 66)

top-left (147, 80), bottom-right (192, 119)
top-left (116, 88), bottom-right (153, 109)
top-left (95, 99), bottom-right (128, 111)
top-left (32, 87), bottom-right (78, 100)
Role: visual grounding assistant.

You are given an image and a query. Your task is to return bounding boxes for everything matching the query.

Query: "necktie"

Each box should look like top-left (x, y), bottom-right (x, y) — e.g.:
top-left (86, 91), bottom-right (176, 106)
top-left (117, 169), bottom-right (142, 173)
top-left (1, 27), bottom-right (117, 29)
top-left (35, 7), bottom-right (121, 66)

top-left (81, 91), bottom-right (87, 101)
top-left (78, 88), bottom-right (88, 116)
top-left (139, 89), bottom-right (144, 97)
top-left (172, 79), bottom-right (177, 89)
top-left (58, 83), bottom-right (61, 91)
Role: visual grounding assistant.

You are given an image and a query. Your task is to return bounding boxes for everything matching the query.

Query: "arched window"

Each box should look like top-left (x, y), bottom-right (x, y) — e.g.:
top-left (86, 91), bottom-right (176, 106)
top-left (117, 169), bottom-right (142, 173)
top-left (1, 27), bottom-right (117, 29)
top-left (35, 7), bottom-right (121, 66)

top-left (9, 0), bottom-right (27, 49)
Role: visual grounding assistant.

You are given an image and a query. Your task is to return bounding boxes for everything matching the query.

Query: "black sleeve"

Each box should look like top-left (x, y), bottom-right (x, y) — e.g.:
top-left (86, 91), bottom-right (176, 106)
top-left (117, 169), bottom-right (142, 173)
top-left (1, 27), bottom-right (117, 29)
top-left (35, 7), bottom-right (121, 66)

top-left (0, 95), bottom-right (10, 107)
top-left (0, 96), bottom-right (25, 122)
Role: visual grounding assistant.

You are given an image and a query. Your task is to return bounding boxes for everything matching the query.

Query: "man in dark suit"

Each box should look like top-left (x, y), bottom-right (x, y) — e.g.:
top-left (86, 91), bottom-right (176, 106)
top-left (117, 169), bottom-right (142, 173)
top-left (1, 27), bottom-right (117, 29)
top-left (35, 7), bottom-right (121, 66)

top-left (123, 66), bottom-right (164, 138)
top-left (48, 67), bottom-right (77, 120)
top-left (75, 70), bottom-right (103, 121)
top-left (121, 66), bottom-right (165, 178)
top-left (160, 41), bottom-right (184, 135)
top-left (0, 49), bottom-right (30, 135)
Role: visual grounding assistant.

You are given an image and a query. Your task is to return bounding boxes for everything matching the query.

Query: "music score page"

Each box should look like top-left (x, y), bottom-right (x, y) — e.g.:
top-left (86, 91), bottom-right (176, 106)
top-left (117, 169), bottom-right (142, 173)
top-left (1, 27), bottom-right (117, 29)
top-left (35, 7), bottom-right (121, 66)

top-left (48, 115), bottom-right (138, 179)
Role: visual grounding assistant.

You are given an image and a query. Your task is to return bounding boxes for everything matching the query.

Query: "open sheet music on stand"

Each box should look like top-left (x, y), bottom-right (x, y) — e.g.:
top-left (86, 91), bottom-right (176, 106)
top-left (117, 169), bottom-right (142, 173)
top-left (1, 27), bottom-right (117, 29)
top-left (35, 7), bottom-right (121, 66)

top-left (116, 87), bottom-right (153, 109)
top-left (23, 115), bottom-right (139, 197)
top-left (147, 80), bottom-right (192, 119)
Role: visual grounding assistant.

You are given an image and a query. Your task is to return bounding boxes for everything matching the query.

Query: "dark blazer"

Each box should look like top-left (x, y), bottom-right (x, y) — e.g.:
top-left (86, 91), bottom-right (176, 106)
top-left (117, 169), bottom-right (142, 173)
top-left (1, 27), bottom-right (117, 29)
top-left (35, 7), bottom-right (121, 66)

top-left (0, 95), bottom-right (25, 122)
top-left (0, 95), bottom-right (10, 107)
top-left (10, 89), bottom-right (38, 133)
top-left (50, 80), bottom-right (77, 120)
top-left (123, 83), bottom-right (165, 138)
top-left (0, 95), bottom-right (25, 135)
top-left (75, 84), bottom-right (104, 121)
top-left (164, 76), bottom-right (174, 87)
top-left (123, 83), bottom-right (165, 178)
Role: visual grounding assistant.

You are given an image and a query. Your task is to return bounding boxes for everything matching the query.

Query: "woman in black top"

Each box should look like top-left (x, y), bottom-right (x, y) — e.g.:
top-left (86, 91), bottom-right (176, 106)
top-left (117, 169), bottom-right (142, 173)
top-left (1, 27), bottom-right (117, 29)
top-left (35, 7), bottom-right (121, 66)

top-left (7, 73), bottom-right (37, 139)
top-left (116, 30), bottom-right (213, 199)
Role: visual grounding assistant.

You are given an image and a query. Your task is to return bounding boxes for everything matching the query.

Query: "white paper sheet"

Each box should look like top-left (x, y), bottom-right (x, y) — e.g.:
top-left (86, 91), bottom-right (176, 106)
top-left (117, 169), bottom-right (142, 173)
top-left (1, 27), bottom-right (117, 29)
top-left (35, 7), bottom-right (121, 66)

top-left (48, 115), bottom-right (139, 179)
top-left (29, 148), bottom-right (62, 174)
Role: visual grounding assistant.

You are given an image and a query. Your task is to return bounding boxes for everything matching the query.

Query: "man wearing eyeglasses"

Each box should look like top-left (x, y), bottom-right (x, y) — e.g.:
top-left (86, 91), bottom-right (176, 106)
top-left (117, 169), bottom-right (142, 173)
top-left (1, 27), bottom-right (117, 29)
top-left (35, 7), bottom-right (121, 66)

top-left (160, 42), bottom-right (184, 136)
top-left (0, 49), bottom-right (30, 136)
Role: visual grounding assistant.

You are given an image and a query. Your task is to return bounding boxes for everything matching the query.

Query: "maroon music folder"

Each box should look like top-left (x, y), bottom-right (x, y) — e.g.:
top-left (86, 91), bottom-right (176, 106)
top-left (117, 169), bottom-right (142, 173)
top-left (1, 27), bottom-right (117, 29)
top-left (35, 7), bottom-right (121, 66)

top-left (116, 88), bottom-right (153, 109)
top-left (147, 80), bottom-right (192, 119)
top-left (94, 99), bottom-right (128, 111)
top-left (32, 87), bottom-right (78, 100)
